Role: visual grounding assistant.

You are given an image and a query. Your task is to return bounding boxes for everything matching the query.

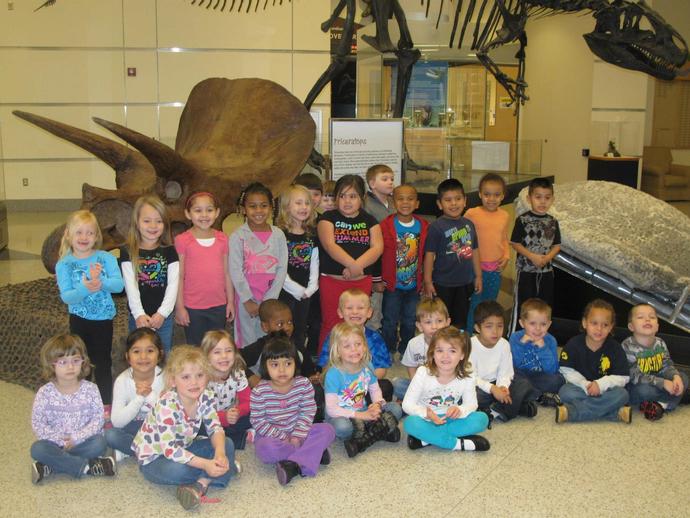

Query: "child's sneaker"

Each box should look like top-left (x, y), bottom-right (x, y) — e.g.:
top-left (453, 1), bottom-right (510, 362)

top-left (518, 400), bottom-right (538, 418)
top-left (640, 400), bottom-right (664, 421)
top-left (245, 428), bottom-right (255, 444)
top-left (103, 404), bottom-right (113, 430)
top-left (489, 402), bottom-right (508, 422)
top-left (234, 459), bottom-right (242, 476)
top-left (275, 460), bottom-right (301, 486)
top-left (555, 404), bottom-right (568, 423)
top-left (176, 482), bottom-right (205, 510)
top-left (114, 449), bottom-right (126, 463)
top-left (320, 448), bottom-right (331, 465)
top-left (406, 435), bottom-right (426, 450)
top-left (31, 461), bottom-right (51, 484)
top-left (537, 392), bottom-right (561, 407)
top-left (618, 405), bottom-right (633, 424)
top-left (87, 456), bottom-right (116, 477)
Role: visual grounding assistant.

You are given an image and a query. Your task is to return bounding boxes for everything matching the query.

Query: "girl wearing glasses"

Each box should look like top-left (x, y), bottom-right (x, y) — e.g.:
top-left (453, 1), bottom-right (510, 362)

top-left (317, 175), bottom-right (384, 348)
top-left (30, 334), bottom-right (116, 484)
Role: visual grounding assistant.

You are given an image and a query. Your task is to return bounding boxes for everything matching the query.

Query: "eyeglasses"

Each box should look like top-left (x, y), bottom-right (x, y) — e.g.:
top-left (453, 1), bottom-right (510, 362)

top-left (53, 357), bottom-right (85, 367)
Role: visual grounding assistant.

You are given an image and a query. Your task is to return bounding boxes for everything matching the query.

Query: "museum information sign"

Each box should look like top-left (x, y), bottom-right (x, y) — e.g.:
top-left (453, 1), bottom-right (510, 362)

top-left (330, 119), bottom-right (404, 184)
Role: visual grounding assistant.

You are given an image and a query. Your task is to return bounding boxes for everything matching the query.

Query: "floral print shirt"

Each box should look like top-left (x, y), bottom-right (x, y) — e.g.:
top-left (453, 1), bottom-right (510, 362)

top-left (133, 387), bottom-right (222, 466)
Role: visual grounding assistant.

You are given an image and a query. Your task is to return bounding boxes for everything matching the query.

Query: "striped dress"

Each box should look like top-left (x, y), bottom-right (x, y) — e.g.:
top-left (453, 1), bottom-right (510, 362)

top-left (249, 377), bottom-right (316, 440)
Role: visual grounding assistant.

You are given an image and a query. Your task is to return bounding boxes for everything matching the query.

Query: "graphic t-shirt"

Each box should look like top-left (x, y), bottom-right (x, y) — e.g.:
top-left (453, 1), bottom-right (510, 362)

top-left (318, 210), bottom-right (379, 276)
top-left (121, 246), bottom-right (178, 316)
top-left (395, 217), bottom-right (421, 290)
top-left (424, 216), bottom-right (478, 286)
top-left (283, 230), bottom-right (317, 288)
top-left (559, 334), bottom-right (628, 381)
top-left (324, 364), bottom-right (377, 411)
top-left (511, 211), bottom-right (561, 273)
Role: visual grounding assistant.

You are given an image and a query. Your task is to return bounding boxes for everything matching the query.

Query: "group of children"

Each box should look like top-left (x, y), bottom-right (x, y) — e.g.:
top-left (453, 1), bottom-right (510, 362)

top-left (32, 169), bottom-right (688, 510)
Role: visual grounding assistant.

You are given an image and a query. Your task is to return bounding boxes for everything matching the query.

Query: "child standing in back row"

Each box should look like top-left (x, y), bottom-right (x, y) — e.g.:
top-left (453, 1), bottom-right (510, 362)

top-left (510, 177), bottom-right (561, 334)
top-left (423, 179), bottom-right (481, 330)
top-left (276, 184), bottom-right (320, 352)
top-left (465, 173), bottom-right (510, 332)
top-left (380, 184), bottom-right (428, 355)
top-left (121, 195), bottom-right (179, 354)
top-left (56, 210), bottom-right (124, 406)
top-left (175, 191), bottom-right (234, 345)
top-left (230, 183), bottom-right (288, 348)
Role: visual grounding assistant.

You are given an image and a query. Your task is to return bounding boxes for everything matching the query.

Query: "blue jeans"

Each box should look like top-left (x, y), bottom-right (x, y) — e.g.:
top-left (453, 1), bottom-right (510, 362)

top-left (393, 377), bottom-right (411, 401)
top-left (627, 371), bottom-right (688, 411)
top-left (326, 402), bottom-right (403, 440)
top-left (404, 411), bottom-right (489, 449)
top-left (381, 289), bottom-right (419, 354)
top-left (105, 419), bottom-right (143, 456)
top-left (558, 383), bottom-right (629, 422)
top-left (129, 314), bottom-right (174, 355)
top-left (31, 434), bottom-right (107, 478)
top-left (467, 270), bottom-right (502, 332)
top-left (515, 369), bottom-right (565, 398)
top-left (139, 437), bottom-right (237, 487)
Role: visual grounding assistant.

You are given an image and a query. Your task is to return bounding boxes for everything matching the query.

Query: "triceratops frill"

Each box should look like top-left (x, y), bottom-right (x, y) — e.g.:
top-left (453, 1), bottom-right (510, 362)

top-left (13, 77), bottom-right (316, 273)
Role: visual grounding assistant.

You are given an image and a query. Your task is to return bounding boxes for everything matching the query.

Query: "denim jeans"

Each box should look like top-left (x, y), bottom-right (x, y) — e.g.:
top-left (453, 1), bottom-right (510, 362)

top-left (128, 313), bottom-right (174, 355)
top-left (31, 434), bottom-right (107, 478)
top-left (627, 371), bottom-right (688, 411)
top-left (558, 383), bottom-right (629, 422)
top-left (467, 270), bottom-right (501, 332)
top-left (326, 401), bottom-right (403, 440)
top-left (515, 369), bottom-right (565, 398)
top-left (476, 374), bottom-right (534, 420)
top-left (381, 288), bottom-right (419, 354)
top-left (393, 377), bottom-right (411, 402)
top-left (404, 411), bottom-right (489, 449)
top-left (105, 419), bottom-right (143, 456)
top-left (139, 437), bottom-right (236, 487)
top-left (223, 414), bottom-right (251, 450)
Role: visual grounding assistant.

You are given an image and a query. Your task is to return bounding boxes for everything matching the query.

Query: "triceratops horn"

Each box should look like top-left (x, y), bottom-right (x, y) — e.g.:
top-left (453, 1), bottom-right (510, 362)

top-left (12, 110), bottom-right (155, 189)
top-left (93, 117), bottom-right (196, 180)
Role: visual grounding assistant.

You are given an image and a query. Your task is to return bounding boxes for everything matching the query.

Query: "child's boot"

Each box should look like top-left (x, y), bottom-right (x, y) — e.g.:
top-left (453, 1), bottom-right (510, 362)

top-left (380, 410), bottom-right (401, 442)
top-left (276, 460), bottom-right (301, 486)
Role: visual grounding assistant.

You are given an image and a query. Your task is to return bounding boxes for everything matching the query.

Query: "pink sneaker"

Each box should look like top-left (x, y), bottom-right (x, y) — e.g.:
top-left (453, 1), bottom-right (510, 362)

top-left (245, 428), bottom-right (255, 444)
top-left (103, 404), bottom-right (113, 430)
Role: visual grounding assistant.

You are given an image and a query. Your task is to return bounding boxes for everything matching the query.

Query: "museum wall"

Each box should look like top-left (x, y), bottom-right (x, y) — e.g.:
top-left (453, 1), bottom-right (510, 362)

top-left (0, 0), bottom-right (330, 203)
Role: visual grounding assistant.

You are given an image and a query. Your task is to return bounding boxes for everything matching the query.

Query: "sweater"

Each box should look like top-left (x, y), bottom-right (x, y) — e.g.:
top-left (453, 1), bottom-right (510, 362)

top-left (110, 367), bottom-right (165, 428)
top-left (250, 377), bottom-right (316, 440)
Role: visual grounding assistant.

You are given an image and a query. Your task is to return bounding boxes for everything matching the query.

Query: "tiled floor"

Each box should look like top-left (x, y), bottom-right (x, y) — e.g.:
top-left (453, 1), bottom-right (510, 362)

top-left (1, 204), bottom-right (690, 517)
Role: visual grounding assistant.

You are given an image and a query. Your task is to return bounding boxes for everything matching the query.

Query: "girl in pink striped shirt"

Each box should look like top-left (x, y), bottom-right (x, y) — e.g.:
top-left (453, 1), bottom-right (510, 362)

top-left (250, 334), bottom-right (335, 486)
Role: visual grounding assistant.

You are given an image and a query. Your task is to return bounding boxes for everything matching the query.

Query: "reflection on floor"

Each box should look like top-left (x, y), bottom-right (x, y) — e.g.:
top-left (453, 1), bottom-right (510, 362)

top-left (1, 205), bottom-right (690, 516)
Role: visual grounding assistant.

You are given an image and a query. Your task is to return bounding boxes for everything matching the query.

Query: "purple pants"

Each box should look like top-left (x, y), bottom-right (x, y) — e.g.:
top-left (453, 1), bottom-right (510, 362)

top-left (254, 423), bottom-right (335, 477)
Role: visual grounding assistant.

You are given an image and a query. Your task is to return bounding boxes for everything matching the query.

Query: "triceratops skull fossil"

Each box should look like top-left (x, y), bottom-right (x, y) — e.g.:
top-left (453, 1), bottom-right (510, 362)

top-left (14, 77), bottom-right (316, 273)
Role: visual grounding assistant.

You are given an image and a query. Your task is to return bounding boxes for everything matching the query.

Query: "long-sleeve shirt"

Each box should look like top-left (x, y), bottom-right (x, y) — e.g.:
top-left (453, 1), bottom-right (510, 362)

top-left (133, 388), bottom-right (223, 466)
top-left (281, 230), bottom-right (320, 300)
top-left (469, 336), bottom-right (514, 393)
top-left (55, 250), bottom-right (124, 320)
top-left (509, 330), bottom-right (559, 374)
top-left (208, 371), bottom-right (250, 416)
top-left (229, 223), bottom-right (288, 304)
top-left (250, 377), bottom-right (315, 440)
top-left (110, 367), bottom-right (165, 428)
top-left (31, 380), bottom-right (104, 447)
top-left (402, 366), bottom-right (478, 419)
top-left (324, 364), bottom-right (384, 418)
top-left (559, 334), bottom-right (629, 393)
top-left (621, 335), bottom-right (680, 389)
top-left (120, 245), bottom-right (179, 319)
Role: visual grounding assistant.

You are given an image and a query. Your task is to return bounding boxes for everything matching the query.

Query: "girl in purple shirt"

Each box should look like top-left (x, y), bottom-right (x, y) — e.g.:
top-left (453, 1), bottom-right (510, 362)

top-left (30, 334), bottom-right (115, 484)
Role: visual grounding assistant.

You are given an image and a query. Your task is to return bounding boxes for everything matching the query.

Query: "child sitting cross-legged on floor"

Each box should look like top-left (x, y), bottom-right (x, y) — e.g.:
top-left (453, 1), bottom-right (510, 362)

top-left (250, 334), bottom-right (335, 486)
top-left (403, 326), bottom-right (490, 452)
top-left (324, 322), bottom-right (402, 458)
top-left (508, 298), bottom-right (564, 407)
top-left (470, 301), bottom-right (537, 424)
top-left (133, 346), bottom-right (239, 511)
top-left (622, 303), bottom-right (688, 421)
top-left (31, 334), bottom-right (115, 484)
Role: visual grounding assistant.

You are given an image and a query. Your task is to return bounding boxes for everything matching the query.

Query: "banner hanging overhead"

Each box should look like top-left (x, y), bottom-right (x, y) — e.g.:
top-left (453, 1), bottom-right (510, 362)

top-left (330, 119), bottom-right (404, 185)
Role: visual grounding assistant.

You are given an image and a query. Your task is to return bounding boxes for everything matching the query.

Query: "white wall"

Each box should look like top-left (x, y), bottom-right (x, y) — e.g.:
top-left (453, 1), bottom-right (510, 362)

top-left (0, 0), bottom-right (330, 201)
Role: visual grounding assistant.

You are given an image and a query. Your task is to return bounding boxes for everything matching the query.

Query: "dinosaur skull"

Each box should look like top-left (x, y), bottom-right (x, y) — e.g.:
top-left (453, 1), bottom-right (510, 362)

top-left (14, 77), bottom-right (315, 273)
top-left (584, 0), bottom-right (688, 80)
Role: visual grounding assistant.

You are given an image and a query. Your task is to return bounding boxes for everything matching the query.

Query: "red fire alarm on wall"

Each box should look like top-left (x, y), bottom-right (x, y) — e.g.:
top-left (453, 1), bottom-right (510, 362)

top-left (127, 67), bottom-right (137, 77)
